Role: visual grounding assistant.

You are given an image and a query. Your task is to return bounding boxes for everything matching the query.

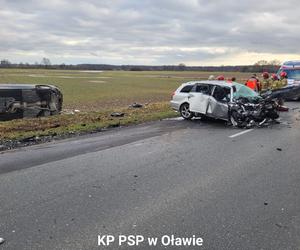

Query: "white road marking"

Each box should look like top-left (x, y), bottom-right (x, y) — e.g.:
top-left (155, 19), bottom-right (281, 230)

top-left (229, 129), bottom-right (254, 138)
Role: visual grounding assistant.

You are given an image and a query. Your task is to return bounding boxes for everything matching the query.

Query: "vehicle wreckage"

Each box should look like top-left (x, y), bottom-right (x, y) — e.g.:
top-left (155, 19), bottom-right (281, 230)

top-left (0, 84), bottom-right (63, 121)
top-left (171, 80), bottom-right (300, 128)
top-left (229, 85), bottom-right (300, 128)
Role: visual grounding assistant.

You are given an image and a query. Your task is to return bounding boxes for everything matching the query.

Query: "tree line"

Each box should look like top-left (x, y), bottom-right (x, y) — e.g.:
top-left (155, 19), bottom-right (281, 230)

top-left (0, 58), bottom-right (281, 73)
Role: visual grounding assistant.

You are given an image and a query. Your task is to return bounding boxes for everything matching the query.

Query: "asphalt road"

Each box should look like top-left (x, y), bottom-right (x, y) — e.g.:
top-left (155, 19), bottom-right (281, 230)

top-left (1, 102), bottom-right (300, 250)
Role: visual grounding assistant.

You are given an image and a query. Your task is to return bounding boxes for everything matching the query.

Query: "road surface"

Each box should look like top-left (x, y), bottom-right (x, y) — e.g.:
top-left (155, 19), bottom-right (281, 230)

top-left (1, 102), bottom-right (300, 249)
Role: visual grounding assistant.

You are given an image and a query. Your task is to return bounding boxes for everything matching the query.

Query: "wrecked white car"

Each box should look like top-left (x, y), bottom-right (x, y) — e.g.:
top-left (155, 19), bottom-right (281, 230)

top-left (170, 80), bottom-right (284, 127)
top-left (0, 84), bottom-right (63, 121)
top-left (171, 80), bottom-right (246, 120)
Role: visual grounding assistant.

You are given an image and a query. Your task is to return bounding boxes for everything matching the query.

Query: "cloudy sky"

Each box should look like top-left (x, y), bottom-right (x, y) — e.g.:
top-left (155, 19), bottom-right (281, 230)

top-left (1, 0), bottom-right (300, 66)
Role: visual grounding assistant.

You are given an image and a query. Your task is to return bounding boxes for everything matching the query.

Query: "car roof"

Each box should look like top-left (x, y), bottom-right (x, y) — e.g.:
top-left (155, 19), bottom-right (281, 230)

top-left (183, 80), bottom-right (236, 88)
top-left (282, 60), bottom-right (300, 66)
top-left (281, 61), bottom-right (300, 69)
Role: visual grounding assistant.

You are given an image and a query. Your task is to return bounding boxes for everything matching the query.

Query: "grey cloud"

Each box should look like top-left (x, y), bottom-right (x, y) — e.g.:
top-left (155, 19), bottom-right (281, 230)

top-left (0, 0), bottom-right (300, 65)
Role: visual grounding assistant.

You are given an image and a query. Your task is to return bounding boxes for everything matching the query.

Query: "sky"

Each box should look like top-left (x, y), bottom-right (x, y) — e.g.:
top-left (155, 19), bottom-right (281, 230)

top-left (1, 0), bottom-right (300, 66)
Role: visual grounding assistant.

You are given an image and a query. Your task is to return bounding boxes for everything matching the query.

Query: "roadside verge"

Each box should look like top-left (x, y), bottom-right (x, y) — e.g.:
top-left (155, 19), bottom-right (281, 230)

top-left (0, 102), bottom-right (178, 151)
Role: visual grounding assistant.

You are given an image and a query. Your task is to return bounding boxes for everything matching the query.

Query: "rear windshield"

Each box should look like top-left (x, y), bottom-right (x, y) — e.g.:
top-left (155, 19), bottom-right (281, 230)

top-left (232, 83), bottom-right (259, 99)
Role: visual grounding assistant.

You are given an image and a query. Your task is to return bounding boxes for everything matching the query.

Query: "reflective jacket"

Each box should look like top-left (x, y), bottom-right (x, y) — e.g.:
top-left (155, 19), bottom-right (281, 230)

top-left (279, 78), bottom-right (288, 88)
top-left (270, 80), bottom-right (280, 90)
top-left (261, 79), bottom-right (271, 90)
top-left (245, 78), bottom-right (259, 92)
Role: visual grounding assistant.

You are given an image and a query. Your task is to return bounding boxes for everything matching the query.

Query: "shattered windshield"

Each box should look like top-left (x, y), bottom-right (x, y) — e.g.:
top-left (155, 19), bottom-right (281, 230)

top-left (232, 83), bottom-right (259, 100)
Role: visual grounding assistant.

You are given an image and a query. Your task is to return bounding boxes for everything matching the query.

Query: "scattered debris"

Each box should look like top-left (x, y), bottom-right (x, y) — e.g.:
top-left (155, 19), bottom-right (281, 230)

top-left (110, 112), bottom-right (125, 117)
top-left (130, 103), bottom-right (143, 108)
top-left (20, 136), bottom-right (38, 143)
top-left (277, 106), bottom-right (289, 112)
top-left (275, 223), bottom-right (288, 229)
top-left (62, 109), bottom-right (80, 115)
top-left (276, 148), bottom-right (282, 151)
top-left (0, 238), bottom-right (5, 245)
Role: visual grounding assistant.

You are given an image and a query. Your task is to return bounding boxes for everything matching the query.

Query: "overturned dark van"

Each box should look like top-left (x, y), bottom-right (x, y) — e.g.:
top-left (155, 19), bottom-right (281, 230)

top-left (0, 84), bottom-right (63, 121)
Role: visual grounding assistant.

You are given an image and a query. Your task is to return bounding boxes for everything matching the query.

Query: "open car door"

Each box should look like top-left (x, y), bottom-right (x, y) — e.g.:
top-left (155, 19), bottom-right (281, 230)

top-left (207, 85), bottom-right (231, 120)
top-left (189, 83), bottom-right (212, 114)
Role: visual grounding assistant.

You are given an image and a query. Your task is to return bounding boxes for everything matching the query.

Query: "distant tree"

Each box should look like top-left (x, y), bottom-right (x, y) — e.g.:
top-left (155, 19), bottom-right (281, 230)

top-left (268, 59), bottom-right (281, 66)
top-left (254, 59), bottom-right (281, 66)
top-left (254, 60), bottom-right (268, 66)
top-left (58, 63), bottom-right (66, 69)
top-left (41, 57), bottom-right (51, 68)
top-left (0, 59), bottom-right (11, 66)
top-left (130, 67), bottom-right (142, 71)
top-left (178, 63), bottom-right (186, 71)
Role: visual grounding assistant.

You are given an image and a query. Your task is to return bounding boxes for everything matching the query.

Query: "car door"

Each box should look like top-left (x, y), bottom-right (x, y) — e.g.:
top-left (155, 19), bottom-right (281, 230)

top-left (189, 83), bottom-right (212, 114)
top-left (207, 85), bottom-right (231, 120)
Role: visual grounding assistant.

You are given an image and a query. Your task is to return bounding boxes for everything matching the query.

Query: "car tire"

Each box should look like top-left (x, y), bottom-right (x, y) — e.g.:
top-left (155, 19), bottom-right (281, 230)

top-left (180, 103), bottom-right (194, 120)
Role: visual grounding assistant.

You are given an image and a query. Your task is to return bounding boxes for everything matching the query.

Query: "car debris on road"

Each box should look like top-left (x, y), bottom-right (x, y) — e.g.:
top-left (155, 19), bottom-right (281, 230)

top-left (129, 102), bottom-right (143, 108)
top-left (0, 84), bottom-right (63, 121)
top-left (110, 112), bottom-right (125, 117)
top-left (0, 237), bottom-right (5, 245)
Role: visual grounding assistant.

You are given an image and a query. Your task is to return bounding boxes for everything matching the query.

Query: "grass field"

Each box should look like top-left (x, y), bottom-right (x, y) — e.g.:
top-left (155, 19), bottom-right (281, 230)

top-left (0, 69), bottom-right (254, 141)
top-left (0, 69), bottom-right (252, 110)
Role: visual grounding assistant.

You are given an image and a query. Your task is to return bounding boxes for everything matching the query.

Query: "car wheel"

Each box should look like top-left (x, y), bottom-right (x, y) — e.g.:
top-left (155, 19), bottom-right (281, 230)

top-left (180, 103), bottom-right (194, 120)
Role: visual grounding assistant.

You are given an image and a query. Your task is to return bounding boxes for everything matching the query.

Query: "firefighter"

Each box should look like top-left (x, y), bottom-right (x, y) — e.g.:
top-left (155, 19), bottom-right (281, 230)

top-left (277, 71), bottom-right (288, 106)
top-left (245, 74), bottom-right (260, 92)
top-left (279, 71), bottom-right (288, 88)
top-left (216, 75), bottom-right (225, 81)
top-left (270, 74), bottom-right (280, 89)
top-left (261, 72), bottom-right (271, 90)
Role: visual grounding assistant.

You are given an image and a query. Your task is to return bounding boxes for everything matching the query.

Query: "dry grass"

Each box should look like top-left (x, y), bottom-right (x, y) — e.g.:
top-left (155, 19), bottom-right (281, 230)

top-left (0, 102), bottom-right (176, 140)
top-left (0, 69), bottom-right (253, 110)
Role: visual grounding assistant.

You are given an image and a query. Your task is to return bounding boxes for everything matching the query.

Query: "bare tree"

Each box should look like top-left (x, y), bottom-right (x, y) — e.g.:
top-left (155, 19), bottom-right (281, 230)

top-left (254, 60), bottom-right (268, 66)
top-left (178, 63), bottom-right (186, 71)
top-left (41, 57), bottom-right (51, 67)
top-left (268, 59), bottom-right (281, 66)
top-left (254, 59), bottom-right (281, 66)
top-left (0, 59), bottom-right (11, 65)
